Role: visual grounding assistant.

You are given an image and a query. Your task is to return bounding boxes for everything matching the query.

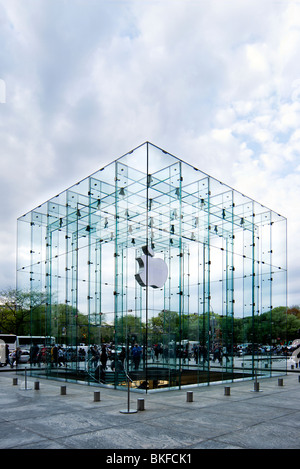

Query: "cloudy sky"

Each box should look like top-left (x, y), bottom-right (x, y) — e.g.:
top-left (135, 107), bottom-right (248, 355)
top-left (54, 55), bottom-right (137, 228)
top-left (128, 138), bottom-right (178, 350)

top-left (0, 0), bottom-right (299, 306)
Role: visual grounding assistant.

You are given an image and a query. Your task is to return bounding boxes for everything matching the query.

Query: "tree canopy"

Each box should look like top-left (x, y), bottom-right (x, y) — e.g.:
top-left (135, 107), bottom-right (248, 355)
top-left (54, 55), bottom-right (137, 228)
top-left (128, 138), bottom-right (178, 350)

top-left (1, 288), bottom-right (299, 345)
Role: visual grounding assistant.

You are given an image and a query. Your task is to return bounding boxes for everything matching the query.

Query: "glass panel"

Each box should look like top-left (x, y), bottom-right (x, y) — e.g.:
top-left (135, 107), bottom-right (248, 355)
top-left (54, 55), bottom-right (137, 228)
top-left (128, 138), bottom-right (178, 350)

top-left (16, 142), bottom-right (287, 390)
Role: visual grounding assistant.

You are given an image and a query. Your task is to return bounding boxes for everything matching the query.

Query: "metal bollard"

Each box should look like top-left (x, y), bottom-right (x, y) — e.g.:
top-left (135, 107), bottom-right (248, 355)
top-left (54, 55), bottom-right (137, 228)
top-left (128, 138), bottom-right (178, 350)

top-left (34, 381), bottom-right (40, 390)
top-left (186, 391), bottom-right (193, 402)
top-left (24, 367), bottom-right (28, 390)
top-left (298, 375), bottom-right (300, 383)
top-left (224, 386), bottom-right (231, 396)
top-left (254, 382), bottom-right (260, 392)
top-left (94, 391), bottom-right (100, 402)
top-left (278, 378), bottom-right (284, 387)
top-left (60, 385), bottom-right (67, 395)
top-left (137, 398), bottom-right (145, 411)
top-left (12, 378), bottom-right (18, 386)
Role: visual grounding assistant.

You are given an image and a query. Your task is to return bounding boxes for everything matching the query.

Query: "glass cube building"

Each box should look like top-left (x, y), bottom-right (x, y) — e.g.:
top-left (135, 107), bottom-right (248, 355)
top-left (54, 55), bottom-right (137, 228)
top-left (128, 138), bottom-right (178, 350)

top-left (17, 142), bottom-right (287, 391)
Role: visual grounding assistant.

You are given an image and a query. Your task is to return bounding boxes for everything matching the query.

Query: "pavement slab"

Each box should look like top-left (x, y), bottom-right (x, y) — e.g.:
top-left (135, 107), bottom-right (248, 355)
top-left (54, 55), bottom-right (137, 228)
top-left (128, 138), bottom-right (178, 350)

top-left (0, 370), bottom-right (299, 450)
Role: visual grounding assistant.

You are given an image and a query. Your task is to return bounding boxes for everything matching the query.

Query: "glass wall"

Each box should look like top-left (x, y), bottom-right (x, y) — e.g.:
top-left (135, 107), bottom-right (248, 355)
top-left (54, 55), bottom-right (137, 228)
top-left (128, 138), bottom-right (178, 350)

top-left (17, 142), bottom-right (287, 391)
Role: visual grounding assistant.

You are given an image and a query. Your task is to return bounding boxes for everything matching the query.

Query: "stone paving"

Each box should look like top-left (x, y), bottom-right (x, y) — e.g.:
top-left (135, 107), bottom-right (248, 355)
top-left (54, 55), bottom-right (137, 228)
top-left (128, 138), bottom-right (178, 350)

top-left (0, 370), bottom-right (299, 449)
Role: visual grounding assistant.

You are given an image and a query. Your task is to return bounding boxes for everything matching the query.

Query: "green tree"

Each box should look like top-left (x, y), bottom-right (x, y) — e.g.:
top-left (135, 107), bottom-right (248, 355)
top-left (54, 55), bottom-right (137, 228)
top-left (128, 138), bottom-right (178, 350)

top-left (232, 307), bottom-right (300, 345)
top-left (149, 310), bottom-right (179, 343)
top-left (0, 288), bottom-right (47, 336)
top-left (114, 314), bottom-right (145, 344)
top-left (287, 306), bottom-right (300, 320)
top-left (49, 303), bottom-right (90, 345)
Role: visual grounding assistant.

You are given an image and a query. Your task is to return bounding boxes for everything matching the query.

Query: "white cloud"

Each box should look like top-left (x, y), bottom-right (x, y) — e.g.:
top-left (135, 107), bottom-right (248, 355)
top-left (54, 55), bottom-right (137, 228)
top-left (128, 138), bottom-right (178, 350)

top-left (0, 0), bottom-right (299, 305)
top-left (0, 78), bottom-right (5, 103)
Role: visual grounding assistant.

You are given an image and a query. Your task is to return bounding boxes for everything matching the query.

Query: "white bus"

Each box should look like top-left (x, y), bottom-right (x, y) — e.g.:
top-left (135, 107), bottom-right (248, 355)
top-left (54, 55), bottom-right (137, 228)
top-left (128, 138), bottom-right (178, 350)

top-left (0, 334), bottom-right (17, 352)
top-left (17, 336), bottom-right (56, 350)
top-left (0, 334), bottom-right (56, 352)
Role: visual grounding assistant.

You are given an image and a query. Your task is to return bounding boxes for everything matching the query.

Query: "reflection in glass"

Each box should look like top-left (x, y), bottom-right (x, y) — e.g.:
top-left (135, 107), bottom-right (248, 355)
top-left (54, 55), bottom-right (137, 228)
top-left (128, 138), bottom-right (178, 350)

top-left (17, 142), bottom-right (287, 391)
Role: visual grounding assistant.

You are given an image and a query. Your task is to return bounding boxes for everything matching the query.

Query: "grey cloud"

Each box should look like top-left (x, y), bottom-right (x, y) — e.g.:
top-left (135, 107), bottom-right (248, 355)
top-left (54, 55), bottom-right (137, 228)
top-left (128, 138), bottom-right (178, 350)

top-left (0, 0), bottom-right (299, 305)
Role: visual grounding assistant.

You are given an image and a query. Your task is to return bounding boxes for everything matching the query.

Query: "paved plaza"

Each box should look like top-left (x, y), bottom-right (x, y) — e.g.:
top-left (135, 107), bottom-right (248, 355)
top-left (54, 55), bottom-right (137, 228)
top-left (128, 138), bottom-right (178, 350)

top-left (0, 370), bottom-right (299, 450)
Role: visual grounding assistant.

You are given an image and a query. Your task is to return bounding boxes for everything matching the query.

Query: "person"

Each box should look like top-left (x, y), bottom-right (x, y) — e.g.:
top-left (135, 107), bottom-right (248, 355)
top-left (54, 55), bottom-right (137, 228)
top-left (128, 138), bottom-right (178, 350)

top-left (95, 363), bottom-right (106, 382)
top-left (119, 347), bottom-right (126, 367)
top-left (213, 345), bottom-right (222, 363)
top-left (40, 346), bottom-right (47, 364)
top-left (57, 346), bottom-right (65, 367)
top-left (154, 344), bottom-right (159, 361)
top-left (90, 345), bottom-right (99, 368)
top-left (223, 346), bottom-right (229, 363)
top-left (10, 347), bottom-right (21, 368)
top-left (5, 344), bottom-right (10, 366)
top-left (193, 344), bottom-right (199, 364)
top-left (163, 345), bottom-right (169, 363)
top-left (132, 343), bottom-right (142, 370)
top-left (100, 345), bottom-right (108, 370)
top-left (16, 347), bottom-right (21, 367)
top-left (51, 344), bottom-right (58, 367)
top-left (78, 347), bottom-right (86, 361)
top-left (30, 343), bottom-right (39, 366)
top-left (183, 346), bottom-right (189, 364)
top-left (200, 345), bottom-right (208, 363)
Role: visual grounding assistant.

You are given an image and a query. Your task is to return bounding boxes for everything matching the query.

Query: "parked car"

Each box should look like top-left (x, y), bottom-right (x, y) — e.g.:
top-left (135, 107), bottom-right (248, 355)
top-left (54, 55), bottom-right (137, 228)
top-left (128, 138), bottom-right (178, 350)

top-left (9, 349), bottom-right (30, 364)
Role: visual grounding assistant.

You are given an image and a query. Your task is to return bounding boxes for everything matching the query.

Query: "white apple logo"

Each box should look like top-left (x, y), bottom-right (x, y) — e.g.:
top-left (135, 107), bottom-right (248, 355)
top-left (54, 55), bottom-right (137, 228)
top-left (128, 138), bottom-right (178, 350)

top-left (135, 246), bottom-right (168, 289)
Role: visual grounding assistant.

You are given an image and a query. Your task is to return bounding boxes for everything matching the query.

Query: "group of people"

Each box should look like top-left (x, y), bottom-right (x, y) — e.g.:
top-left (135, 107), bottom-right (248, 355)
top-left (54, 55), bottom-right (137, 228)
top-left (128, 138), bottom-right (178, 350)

top-left (149, 343), bottom-right (208, 364)
top-left (2, 344), bottom-right (21, 367)
top-left (3, 340), bottom-right (225, 372)
top-left (91, 344), bottom-right (143, 371)
top-left (212, 345), bottom-right (229, 364)
top-left (4, 342), bottom-right (144, 371)
top-left (90, 344), bottom-right (108, 369)
top-left (90, 343), bottom-right (144, 372)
